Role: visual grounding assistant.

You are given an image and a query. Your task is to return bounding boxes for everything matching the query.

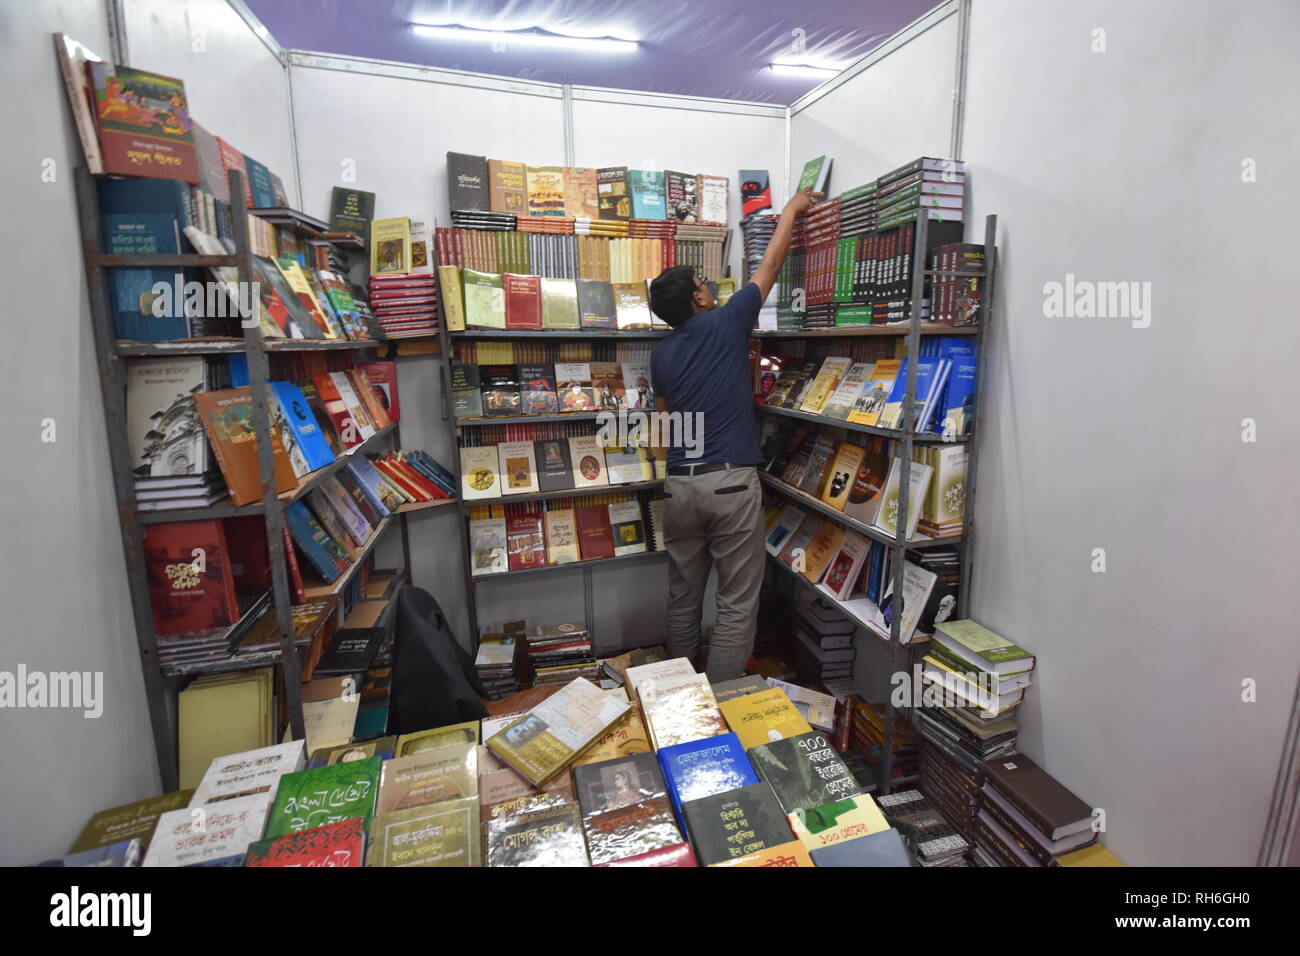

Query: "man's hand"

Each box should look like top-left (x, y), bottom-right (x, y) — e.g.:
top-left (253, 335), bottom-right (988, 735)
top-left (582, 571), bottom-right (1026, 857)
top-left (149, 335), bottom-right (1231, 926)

top-left (750, 187), bottom-right (824, 302)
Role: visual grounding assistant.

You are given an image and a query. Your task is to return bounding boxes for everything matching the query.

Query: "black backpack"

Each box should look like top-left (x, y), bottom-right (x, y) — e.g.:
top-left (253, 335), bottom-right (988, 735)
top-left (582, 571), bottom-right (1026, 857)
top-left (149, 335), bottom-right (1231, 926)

top-left (388, 586), bottom-right (488, 734)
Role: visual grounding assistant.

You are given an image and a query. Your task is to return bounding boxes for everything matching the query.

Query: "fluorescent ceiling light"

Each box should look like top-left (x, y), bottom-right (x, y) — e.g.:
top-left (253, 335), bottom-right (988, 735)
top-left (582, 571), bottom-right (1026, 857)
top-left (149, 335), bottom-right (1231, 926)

top-left (768, 62), bottom-right (840, 78)
top-left (411, 24), bottom-right (637, 53)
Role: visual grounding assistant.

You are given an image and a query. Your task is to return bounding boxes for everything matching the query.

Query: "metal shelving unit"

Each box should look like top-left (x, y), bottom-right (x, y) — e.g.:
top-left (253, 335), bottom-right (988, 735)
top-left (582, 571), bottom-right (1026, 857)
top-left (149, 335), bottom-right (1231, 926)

top-left (75, 167), bottom-right (423, 791)
top-left (755, 213), bottom-right (997, 795)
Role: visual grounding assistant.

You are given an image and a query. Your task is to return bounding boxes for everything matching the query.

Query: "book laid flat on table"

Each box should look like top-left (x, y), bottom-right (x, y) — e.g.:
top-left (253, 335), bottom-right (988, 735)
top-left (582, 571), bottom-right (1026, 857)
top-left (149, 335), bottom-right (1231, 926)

top-left (748, 731), bottom-right (863, 814)
top-left (710, 674), bottom-right (770, 703)
top-left (70, 790), bottom-right (194, 854)
top-left (394, 720), bottom-right (480, 757)
top-left (368, 797), bottom-right (480, 867)
top-left (639, 673), bottom-right (728, 750)
top-left (263, 756), bottom-right (381, 839)
top-left (711, 840), bottom-right (814, 868)
top-left (810, 827), bottom-right (911, 867)
top-left (244, 817), bottom-right (365, 867)
top-left (786, 793), bottom-right (891, 853)
top-left (484, 678), bottom-right (631, 786)
top-left (657, 732), bottom-right (756, 830)
top-left (717, 689), bottom-right (814, 750)
top-left (485, 801), bottom-right (589, 867)
top-left (681, 781), bottom-right (793, 866)
top-left (142, 792), bottom-right (271, 867)
top-left (188, 740), bottom-right (306, 806)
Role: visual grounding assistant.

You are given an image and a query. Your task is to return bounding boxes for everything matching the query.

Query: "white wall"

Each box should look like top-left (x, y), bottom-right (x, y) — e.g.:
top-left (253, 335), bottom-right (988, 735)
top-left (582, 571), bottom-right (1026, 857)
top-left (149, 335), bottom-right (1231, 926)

top-left (788, 7), bottom-right (959, 194)
top-left (124, 0), bottom-right (297, 200)
top-left (0, 0), bottom-right (157, 867)
top-left (961, 0), bottom-right (1300, 865)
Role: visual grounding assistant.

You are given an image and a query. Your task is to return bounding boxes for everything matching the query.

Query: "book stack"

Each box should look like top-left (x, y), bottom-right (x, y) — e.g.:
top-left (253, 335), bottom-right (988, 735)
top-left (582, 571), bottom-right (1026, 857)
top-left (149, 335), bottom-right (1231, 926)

top-left (923, 619), bottom-right (1035, 721)
top-left (450, 210), bottom-right (517, 231)
top-left (673, 223), bottom-right (727, 243)
top-left (574, 217), bottom-right (628, 237)
top-left (154, 591), bottom-right (273, 670)
top-left (626, 218), bottom-right (678, 240)
top-left (877, 788), bottom-right (971, 866)
top-left (793, 592), bottom-right (855, 686)
top-left (875, 157), bottom-right (966, 231)
top-left (740, 212), bottom-right (778, 285)
top-left (837, 181), bottom-right (878, 240)
top-left (367, 272), bottom-right (439, 339)
top-left (525, 622), bottom-right (601, 687)
top-left (973, 753), bottom-right (1097, 867)
top-left (848, 699), bottom-right (920, 789)
top-left (475, 622), bottom-right (524, 699)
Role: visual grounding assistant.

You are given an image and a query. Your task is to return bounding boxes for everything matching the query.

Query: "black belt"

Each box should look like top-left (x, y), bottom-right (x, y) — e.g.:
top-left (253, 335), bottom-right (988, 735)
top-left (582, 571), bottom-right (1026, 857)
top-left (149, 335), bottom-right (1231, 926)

top-left (667, 462), bottom-right (750, 477)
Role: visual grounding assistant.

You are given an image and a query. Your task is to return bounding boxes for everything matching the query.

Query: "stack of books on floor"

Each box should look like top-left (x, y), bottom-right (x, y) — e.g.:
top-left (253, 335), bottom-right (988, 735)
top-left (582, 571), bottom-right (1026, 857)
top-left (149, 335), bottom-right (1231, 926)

top-left (475, 621), bottom-right (525, 699)
top-left (877, 787), bottom-right (971, 866)
top-left (793, 591), bottom-right (856, 686)
top-left (974, 753), bottom-right (1099, 867)
top-left (51, 656), bottom-right (935, 867)
top-left (525, 622), bottom-right (600, 686)
top-left (913, 618), bottom-right (1033, 842)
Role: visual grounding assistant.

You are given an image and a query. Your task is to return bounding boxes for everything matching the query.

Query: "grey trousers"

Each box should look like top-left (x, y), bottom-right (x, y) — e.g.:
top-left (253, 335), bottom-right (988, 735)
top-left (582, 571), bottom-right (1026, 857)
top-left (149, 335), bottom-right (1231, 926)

top-left (663, 465), bottom-right (765, 682)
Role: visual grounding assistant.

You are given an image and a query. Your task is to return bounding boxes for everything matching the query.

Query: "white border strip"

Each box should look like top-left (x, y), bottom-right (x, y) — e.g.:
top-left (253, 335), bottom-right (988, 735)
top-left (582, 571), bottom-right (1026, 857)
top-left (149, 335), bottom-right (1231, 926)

top-left (226, 0), bottom-right (282, 59)
top-left (568, 85), bottom-right (785, 118)
top-left (285, 50), bottom-right (565, 99)
top-left (789, 0), bottom-right (960, 116)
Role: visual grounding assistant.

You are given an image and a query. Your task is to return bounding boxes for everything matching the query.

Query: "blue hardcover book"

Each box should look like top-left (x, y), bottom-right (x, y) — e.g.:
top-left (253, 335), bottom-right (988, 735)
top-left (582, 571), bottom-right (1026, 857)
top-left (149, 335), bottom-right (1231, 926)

top-left (809, 827), bottom-right (912, 867)
top-left (97, 177), bottom-right (195, 243)
top-left (282, 500), bottom-right (345, 581)
top-left (343, 461), bottom-right (392, 519)
top-left (335, 465), bottom-right (389, 525)
top-left (228, 354), bottom-right (249, 387)
top-left (916, 359), bottom-right (951, 433)
top-left (880, 358), bottom-right (942, 430)
top-left (406, 451), bottom-right (457, 497)
top-left (349, 456), bottom-right (403, 510)
top-left (38, 838), bottom-right (143, 867)
top-left (865, 542), bottom-right (882, 604)
top-left (938, 354), bottom-right (978, 436)
top-left (242, 154), bottom-right (277, 209)
top-left (657, 732), bottom-right (757, 832)
top-left (629, 170), bottom-right (666, 220)
top-left (270, 381), bottom-right (336, 472)
top-left (101, 214), bottom-right (185, 341)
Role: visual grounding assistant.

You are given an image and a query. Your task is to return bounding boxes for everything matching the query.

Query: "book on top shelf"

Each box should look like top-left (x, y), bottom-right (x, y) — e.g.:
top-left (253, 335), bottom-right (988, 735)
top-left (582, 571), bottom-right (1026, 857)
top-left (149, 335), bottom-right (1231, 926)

top-left (86, 61), bottom-right (199, 184)
top-left (369, 217), bottom-right (410, 275)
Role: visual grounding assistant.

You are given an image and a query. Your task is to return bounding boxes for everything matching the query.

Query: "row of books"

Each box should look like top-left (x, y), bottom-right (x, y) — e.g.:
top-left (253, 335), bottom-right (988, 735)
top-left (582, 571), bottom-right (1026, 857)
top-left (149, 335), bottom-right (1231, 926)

top-left (129, 357), bottom-right (399, 510)
top-left (461, 433), bottom-right (663, 501)
top-left (448, 152), bottom-right (731, 225)
top-left (762, 338), bottom-right (978, 435)
top-left (468, 494), bottom-right (665, 575)
top-left (452, 358), bottom-right (653, 418)
top-left (435, 227), bottom-right (728, 284)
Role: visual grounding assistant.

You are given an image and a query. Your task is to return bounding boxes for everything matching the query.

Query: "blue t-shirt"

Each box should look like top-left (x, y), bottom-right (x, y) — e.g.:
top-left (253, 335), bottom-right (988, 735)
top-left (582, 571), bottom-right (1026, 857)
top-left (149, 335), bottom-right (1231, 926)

top-left (650, 283), bottom-right (763, 468)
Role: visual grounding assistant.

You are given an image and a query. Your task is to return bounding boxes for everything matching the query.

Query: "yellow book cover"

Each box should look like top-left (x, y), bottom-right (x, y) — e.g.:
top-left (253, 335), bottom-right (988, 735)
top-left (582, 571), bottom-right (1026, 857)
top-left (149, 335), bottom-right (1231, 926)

top-left (801, 521), bottom-right (847, 583)
top-left (820, 443), bottom-right (865, 510)
top-left (395, 720), bottom-right (480, 757)
top-left (572, 711), bottom-right (651, 765)
top-left (177, 675), bottom-right (269, 789)
top-left (485, 678), bottom-right (630, 786)
top-left (69, 790), bottom-right (195, 853)
top-left (370, 216), bottom-right (410, 275)
top-left (846, 359), bottom-right (901, 426)
top-left (276, 258), bottom-right (337, 337)
top-left (376, 744), bottom-right (477, 815)
top-left (709, 839), bottom-right (814, 868)
top-left (798, 356), bottom-right (851, 414)
top-left (717, 689), bottom-right (814, 750)
top-left (368, 797), bottom-right (480, 867)
top-left (1056, 844), bottom-right (1125, 867)
top-left (787, 793), bottom-right (891, 853)
top-left (438, 265), bottom-right (466, 331)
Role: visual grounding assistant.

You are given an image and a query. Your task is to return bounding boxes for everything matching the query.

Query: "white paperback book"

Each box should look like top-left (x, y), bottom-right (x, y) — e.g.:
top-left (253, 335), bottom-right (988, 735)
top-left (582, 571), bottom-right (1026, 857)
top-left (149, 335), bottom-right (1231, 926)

top-left (872, 458), bottom-right (934, 541)
top-left (143, 792), bottom-right (272, 867)
top-left (188, 740), bottom-right (306, 806)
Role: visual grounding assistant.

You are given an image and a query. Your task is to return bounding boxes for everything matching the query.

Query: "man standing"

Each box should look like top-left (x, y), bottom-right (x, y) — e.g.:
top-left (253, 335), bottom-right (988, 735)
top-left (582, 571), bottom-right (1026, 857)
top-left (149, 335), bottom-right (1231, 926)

top-left (648, 187), bottom-right (819, 680)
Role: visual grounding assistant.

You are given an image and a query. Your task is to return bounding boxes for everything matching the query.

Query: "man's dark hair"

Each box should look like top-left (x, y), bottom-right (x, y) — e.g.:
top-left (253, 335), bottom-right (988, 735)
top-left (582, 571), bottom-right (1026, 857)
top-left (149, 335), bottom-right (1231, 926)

top-left (649, 265), bottom-right (698, 328)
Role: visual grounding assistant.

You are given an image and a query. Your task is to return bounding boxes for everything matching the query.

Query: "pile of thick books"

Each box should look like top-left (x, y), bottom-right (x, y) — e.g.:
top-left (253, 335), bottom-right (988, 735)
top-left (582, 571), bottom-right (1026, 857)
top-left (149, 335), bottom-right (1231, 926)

top-left (793, 591), bottom-right (855, 686)
top-left (973, 753), bottom-right (1097, 867)
top-left (574, 217), bottom-right (627, 237)
top-left (517, 215), bottom-right (573, 235)
top-left (367, 272), bottom-right (439, 339)
top-left (475, 622), bottom-right (524, 699)
top-left (626, 218), bottom-right (677, 239)
top-left (740, 212), bottom-right (777, 284)
top-left (525, 622), bottom-right (600, 686)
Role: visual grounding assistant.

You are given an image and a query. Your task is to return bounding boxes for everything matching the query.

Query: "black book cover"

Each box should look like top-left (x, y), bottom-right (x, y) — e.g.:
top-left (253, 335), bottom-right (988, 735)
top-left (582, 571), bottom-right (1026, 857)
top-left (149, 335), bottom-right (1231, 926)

top-left (328, 186), bottom-right (375, 237)
top-left (447, 151), bottom-right (489, 212)
top-left (748, 731), bottom-right (864, 815)
top-left (534, 440), bottom-right (573, 492)
top-left (450, 364), bottom-right (483, 419)
top-left (479, 364), bottom-right (520, 416)
top-left (576, 278), bottom-right (617, 328)
top-left (313, 627), bottom-right (386, 677)
top-left (681, 781), bottom-right (792, 866)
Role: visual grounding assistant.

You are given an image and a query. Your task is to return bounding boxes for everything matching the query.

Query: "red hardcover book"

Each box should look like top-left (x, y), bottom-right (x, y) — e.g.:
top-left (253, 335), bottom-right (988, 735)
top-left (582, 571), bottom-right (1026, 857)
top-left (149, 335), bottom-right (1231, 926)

top-left (506, 512), bottom-right (546, 571)
top-left (384, 454), bottom-right (445, 499)
top-left (143, 520), bottom-right (238, 635)
top-left (223, 515), bottom-right (271, 593)
top-left (596, 842), bottom-right (698, 867)
top-left (282, 525), bottom-right (306, 604)
top-left (372, 458), bottom-right (430, 502)
top-left (214, 136), bottom-right (252, 207)
top-left (244, 817), bottom-right (365, 867)
top-left (575, 504), bottom-right (615, 561)
top-left (86, 62), bottom-right (200, 184)
top-left (359, 361), bottom-right (401, 423)
top-left (503, 273), bottom-right (543, 330)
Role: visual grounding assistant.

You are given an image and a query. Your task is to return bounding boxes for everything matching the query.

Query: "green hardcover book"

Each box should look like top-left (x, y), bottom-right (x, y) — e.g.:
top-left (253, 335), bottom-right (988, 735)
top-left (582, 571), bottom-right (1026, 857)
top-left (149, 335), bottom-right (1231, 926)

top-left (933, 620), bottom-right (1036, 676)
top-left (748, 731), bottom-right (863, 814)
top-left (264, 756), bottom-right (381, 839)
top-left (450, 364), bottom-right (483, 419)
top-left (796, 156), bottom-right (832, 195)
top-left (369, 797), bottom-right (480, 867)
top-left (463, 269), bottom-right (505, 329)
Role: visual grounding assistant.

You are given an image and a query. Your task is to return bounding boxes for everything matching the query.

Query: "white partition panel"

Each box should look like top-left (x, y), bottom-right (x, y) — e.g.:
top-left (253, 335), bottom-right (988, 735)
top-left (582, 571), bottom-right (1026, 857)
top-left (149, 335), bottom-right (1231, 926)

top-left (789, 7), bottom-right (959, 191)
top-left (124, 0), bottom-right (297, 199)
top-left (570, 93), bottom-right (787, 279)
top-left (961, 0), bottom-right (1300, 865)
top-left (0, 0), bottom-right (162, 867)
